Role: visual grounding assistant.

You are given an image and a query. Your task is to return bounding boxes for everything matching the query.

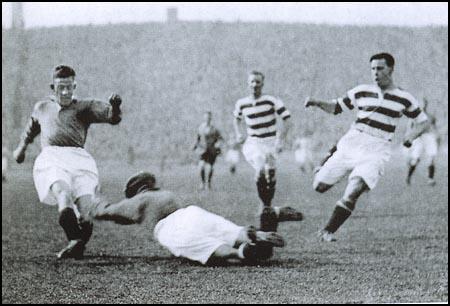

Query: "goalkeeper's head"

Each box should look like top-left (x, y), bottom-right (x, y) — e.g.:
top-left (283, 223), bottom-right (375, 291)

top-left (124, 171), bottom-right (160, 198)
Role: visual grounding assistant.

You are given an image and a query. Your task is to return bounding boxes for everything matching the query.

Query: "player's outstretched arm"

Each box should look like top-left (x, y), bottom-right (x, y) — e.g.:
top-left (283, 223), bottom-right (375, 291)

top-left (304, 96), bottom-right (338, 114)
top-left (13, 117), bottom-right (41, 164)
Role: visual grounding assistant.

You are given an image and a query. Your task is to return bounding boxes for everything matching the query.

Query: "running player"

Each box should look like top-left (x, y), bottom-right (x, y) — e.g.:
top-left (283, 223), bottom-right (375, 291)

top-left (305, 53), bottom-right (430, 242)
top-left (193, 111), bottom-right (223, 190)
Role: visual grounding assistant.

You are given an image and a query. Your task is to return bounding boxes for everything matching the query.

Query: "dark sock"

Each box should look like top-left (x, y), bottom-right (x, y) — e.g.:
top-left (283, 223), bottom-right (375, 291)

top-left (79, 220), bottom-right (94, 245)
top-left (407, 164), bottom-right (416, 183)
top-left (200, 168), bottom-right (205, 183)
top-left (260, 207), bottom-right (278, 232)
top-left (208, 168), bottom-right (213, 184)
top-left (256, 169), bottom-right (276, 206)
top-left (324, 205), bottom-right (352, 233)
top-left (59, 208), bottom-right (82, 241)
top-left (428, 164), bottom-right (435, 179)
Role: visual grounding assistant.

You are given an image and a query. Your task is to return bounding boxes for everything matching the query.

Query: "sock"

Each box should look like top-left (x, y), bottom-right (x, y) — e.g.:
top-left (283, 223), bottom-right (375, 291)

top-left (259, 206), bottom-right (278, 232)
top-left (256, 169), bottom-right (276, 206)
top-left (428, 164), bottom-right (435, 179)
top-left (407, 164), bottom-right (416, 183)
top-left (79, 220), bottom-right (94, 245)
top-left (59, 208), bottom-right (82, 241)
top-left (324, 202), bottom-right (352, 233)
top-left (208, 168), bottom-right (213, 184)
top-left (200, 168), bottom-right (205, 183)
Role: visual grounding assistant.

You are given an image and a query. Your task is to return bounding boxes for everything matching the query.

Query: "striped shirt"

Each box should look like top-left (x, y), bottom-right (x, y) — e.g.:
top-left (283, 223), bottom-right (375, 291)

top-left (334, 84), bottom-right (428, 141)
top-left (20, 96), bottom-right (121, 148)
top-left (233, 95), bottom-right (291, 139)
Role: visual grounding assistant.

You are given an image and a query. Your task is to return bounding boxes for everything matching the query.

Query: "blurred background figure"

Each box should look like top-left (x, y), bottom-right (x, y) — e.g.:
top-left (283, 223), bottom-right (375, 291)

top-left (2, 144), bottom-right (9, 182)
top-left (193, 111), bottom-right (223, 190)
top-left (406, 98), bottom-right (440, 186)
top-left (293, 129), bottom-right (315, 173)
top-left (225, 139), bottom-right (241, 174)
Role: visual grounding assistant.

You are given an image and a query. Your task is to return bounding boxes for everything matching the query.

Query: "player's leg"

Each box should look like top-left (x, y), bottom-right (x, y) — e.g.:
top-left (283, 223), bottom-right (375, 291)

top-left (313, 150), bottom-right (348, 194)
top-left (427, 158), bottom-right (436, 186)
top-left (206, 154), bottom-right (217, 189)
top-left (210, 225), bottom-right (285, 263)
top-left (50, 181), bottom-right (85, 259)
top-left (320, 177), bottom-right (369, 241)
top-left (255, 153), bottom-right (277, 208)
top-left (423, 134), bottom-right (438, 186)
top-left (74, 195), bottom-right (95, 247)
top-left (198, 159), bottom-right (206, 190)
top-left (406, 139), bottom-right (422, 185)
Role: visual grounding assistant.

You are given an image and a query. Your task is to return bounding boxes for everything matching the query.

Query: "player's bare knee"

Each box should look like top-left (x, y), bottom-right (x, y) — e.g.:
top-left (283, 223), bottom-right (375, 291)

top-left (51, 182), bottom-right (73, 211)
top-left (344, 177), bottom-right (369, 203)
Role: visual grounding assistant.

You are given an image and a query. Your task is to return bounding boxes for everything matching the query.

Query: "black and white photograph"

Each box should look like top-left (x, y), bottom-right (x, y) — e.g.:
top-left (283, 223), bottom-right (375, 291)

top-left (2, 2), bottom-right (448, 303)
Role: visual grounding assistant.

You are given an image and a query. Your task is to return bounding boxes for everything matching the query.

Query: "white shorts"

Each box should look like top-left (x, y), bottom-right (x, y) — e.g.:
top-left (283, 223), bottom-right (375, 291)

top-left (409, 132), bottom-right (438, 161)
top-left (154, 205), bottom-right (243, 265)
top-left (225, 149), bottom-right (240, 164)
top-left (33, 146), bottom-right (99, 206)
top-left (295, 149), bottom-right (312, 165)
top-left (314, 129), bottom-right (392, 190)
top-left (242, 137), bottom-right (277, 171)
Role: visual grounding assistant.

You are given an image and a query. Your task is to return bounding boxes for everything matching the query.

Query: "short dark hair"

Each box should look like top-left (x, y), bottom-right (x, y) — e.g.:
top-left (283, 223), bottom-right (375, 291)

top-left (53, 65), bottom-right (76, 79)
top-left (249, 70), bottom-right (265, 81)
top-left (370, 53), bottom-right (395, 68)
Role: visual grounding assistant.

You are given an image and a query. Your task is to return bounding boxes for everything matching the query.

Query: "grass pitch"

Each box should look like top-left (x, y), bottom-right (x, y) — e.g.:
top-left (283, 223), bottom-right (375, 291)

top-left (2, 152), bottom-right (448, 303)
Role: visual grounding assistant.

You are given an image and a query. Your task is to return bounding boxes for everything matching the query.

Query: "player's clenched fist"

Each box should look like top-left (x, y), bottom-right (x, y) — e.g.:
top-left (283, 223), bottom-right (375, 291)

top-left (304, 96), bottom-right (315, 108)
top-left (13, 148), bottom-right (25, 164)
top-left (109, 94), bottom-right (122, 108)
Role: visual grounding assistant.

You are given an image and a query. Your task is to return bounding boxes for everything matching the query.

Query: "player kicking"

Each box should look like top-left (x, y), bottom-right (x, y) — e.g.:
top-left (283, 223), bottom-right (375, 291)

top-left (233, 71), bottom-right (303, 258)
top-left (88, 172), bottom-right (287, 265)
top-left (193, 111), bottom-right (223, 190)
top-left (406, 98), bottom-right (440, 186)
top-left (13, 65), bottom-right (122, 259)
top-left (305, 53), bottom-right (430, 242)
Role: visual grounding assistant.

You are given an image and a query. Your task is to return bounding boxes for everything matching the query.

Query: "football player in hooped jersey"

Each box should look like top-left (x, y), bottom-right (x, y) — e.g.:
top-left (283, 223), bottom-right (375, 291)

top-left (233, 71), bottom-right (303, 258)
top-left (13, 65), bottom-right (122, 259)
top-left (305, 53), bottom-right (430, 242)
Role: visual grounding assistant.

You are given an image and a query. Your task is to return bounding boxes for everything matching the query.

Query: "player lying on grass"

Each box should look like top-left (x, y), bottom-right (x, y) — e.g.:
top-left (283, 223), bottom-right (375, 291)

top-left (82, 172), bottom-right (294, 265)
top-left (13, 65), bottom-right (122, 259)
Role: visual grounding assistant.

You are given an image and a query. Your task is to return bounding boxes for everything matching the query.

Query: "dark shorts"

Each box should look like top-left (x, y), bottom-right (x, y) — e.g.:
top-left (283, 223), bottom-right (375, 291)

top-left (200, 148), bottom-right (220, 165)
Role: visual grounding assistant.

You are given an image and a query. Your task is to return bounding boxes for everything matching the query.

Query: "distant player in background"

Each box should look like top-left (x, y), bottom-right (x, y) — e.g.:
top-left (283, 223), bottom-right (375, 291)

top-left (2, 145), bottom-right (9, 182)
top-left (233, 71), bottom-right (303, 258)
top-left (89, 172), bottom-right (287, 265)
top-left (293, 131), bottom-right (315, 173)
top-left (13, 65), bottom-right (122, 259)
top-left (406, 98), bottom-right (440, 186)
top-left (225, 139), bottom-right (241, 174)
top-left (305, 53), bottom-right (430, 242)
top-left (193, 111), bottom-right (223, 190)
